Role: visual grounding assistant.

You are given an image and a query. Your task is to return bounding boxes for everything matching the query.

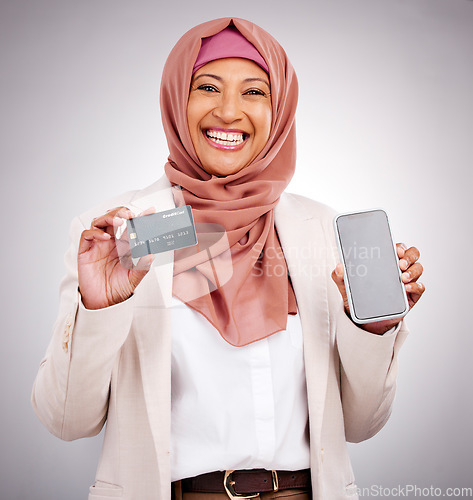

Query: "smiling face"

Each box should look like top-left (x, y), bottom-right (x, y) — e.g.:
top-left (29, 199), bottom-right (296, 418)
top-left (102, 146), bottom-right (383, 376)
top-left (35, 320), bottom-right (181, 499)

top-left (187, 58), bottom-right (272, 177)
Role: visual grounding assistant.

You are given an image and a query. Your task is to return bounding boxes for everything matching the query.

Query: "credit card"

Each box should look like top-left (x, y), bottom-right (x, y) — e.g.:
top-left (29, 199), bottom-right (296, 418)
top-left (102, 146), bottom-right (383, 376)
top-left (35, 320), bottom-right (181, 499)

top-left (126, 205), bottom-right (197, 258)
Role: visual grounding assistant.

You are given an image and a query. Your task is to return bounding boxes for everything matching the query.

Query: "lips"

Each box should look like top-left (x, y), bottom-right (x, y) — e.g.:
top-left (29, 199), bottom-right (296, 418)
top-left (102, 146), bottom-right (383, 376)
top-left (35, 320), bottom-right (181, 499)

top-left (204, 128), bottom-right (247, 149)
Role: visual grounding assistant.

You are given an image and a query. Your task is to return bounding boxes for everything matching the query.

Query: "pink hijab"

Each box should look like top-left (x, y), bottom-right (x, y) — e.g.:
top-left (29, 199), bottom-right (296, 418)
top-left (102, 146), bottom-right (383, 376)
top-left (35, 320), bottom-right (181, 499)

top-left (161, 18), bottom-right (299, 346)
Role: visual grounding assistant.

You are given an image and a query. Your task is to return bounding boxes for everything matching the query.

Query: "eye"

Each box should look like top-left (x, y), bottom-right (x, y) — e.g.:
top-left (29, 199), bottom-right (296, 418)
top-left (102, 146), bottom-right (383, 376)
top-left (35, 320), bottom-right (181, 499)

top-left (197, 84), bottom-right (219, 93)
top-left (243, 88), bottom-right (268, 97)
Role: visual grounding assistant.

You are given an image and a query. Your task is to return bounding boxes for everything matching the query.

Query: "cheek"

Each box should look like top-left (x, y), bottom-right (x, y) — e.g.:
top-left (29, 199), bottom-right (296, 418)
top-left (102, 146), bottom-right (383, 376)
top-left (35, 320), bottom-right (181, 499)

top-left (186, 101), bottom-right (199, 139)
top-left (186, 97), bottom-right (209, 138)
top-left (257, 106), bottom-right (272, 143)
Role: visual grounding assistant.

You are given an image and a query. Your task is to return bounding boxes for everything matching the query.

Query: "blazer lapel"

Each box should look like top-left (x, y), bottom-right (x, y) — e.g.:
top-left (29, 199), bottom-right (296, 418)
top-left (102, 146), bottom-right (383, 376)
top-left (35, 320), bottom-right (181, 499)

top-left (127, 177), bottom-right (176, 493)
top-left (129, 176), bottom-right (176, 308)
top-left (275, 194), bottom-right (331, 485)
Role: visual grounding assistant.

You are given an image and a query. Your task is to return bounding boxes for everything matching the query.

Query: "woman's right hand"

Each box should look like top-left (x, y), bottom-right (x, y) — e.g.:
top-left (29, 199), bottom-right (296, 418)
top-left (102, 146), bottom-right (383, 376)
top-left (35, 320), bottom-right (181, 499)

top-left (78, 207), bottom-right (154, 310)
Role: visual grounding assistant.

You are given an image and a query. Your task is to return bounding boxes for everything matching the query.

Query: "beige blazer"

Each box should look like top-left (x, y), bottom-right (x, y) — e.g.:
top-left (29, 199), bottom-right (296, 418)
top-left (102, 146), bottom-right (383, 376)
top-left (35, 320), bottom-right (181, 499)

top-left (32, 176), bottom-right (408, 500)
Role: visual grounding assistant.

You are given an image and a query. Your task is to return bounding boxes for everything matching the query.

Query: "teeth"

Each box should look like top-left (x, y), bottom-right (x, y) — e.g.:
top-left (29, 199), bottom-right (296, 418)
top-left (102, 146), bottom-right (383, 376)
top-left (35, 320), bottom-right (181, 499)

top-left (206, 129), bottom-right (244, 145)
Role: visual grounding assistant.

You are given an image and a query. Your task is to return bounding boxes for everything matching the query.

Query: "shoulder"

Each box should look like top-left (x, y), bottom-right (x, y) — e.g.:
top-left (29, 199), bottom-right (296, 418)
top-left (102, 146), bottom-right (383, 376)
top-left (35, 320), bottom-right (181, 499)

top-left (275, 192), bottom-right (340, 273)
top-left (76, 176), bottom-right (173, 228)
top-left (76, 190), bottom-right (139, 226)
top-left (277, 192), bottom-right (338, 224)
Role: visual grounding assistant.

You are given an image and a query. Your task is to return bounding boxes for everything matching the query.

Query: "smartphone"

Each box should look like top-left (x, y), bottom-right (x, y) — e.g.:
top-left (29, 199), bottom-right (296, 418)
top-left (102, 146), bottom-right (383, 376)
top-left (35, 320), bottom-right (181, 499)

top-left (333, 209), bottom-right (409, 324)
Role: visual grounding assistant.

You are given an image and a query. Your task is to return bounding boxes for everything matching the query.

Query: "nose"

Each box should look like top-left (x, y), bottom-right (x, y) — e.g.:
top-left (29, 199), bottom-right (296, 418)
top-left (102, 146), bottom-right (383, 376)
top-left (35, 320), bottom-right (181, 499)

top-left (212, 91), bottom-right (243, 123)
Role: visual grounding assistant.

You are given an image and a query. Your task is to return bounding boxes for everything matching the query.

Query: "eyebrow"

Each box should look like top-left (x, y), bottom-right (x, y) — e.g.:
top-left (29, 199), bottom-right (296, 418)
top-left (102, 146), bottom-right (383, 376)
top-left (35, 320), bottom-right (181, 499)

top-left (193, 73), bottom-right (270, 89)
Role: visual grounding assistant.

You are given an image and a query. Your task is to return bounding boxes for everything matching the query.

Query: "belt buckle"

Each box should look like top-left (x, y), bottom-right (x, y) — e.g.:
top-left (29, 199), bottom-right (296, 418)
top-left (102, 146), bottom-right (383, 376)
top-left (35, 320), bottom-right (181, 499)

top-left (223, 470), bottom-right (279, 500)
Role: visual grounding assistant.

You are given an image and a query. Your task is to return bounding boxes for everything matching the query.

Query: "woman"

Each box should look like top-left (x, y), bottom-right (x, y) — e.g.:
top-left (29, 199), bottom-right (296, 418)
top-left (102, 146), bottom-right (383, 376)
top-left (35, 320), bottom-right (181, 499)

top-left (32, 18), bottom-right (424, 500)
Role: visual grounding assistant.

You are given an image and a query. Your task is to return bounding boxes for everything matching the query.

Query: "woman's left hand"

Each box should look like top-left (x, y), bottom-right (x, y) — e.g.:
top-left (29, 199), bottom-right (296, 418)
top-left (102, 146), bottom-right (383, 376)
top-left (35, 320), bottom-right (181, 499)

top-left (331, 243), bottom-right (425, 335)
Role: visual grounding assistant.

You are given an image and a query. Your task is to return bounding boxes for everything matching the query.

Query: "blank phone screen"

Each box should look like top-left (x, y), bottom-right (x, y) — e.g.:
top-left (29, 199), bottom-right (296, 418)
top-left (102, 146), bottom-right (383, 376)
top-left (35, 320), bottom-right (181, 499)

top-left (336, 210), bottom-right (407, 322)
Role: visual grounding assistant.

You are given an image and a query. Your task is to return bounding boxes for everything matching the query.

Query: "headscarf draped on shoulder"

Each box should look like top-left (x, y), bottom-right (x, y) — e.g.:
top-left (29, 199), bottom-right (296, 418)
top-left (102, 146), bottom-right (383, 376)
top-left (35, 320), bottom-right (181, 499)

top-left (161, 17), bottom-right (299, 346)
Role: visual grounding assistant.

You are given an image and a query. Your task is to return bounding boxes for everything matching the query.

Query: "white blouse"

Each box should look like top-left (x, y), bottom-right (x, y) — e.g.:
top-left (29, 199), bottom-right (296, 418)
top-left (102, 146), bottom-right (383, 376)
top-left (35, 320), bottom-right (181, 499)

top-left (170, 296), bottom-right (311, 482)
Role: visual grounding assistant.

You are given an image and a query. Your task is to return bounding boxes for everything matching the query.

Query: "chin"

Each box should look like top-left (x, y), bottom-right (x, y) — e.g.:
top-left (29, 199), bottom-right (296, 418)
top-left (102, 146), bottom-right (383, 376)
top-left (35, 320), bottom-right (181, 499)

top-left (203, 162), bottom-right (247, 177)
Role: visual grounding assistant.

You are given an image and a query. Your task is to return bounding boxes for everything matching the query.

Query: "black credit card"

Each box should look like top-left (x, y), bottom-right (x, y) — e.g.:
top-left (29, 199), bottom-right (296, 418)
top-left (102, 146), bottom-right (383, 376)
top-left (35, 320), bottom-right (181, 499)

top-left (126, 205), bottom-right (197, 258)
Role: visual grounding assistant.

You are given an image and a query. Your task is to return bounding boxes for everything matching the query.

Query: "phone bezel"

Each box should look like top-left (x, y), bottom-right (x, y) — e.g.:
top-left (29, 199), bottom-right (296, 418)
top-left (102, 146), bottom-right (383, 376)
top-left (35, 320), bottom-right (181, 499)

top-left (333, 208), bottom-right (409, 324)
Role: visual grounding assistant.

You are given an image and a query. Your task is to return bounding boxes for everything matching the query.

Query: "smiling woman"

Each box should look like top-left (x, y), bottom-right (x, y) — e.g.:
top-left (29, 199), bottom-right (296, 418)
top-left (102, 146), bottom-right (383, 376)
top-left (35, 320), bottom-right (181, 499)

top-left (31, 17), bottom-right (424, 500)
top-left (162, 22), bottom-right (299, 348)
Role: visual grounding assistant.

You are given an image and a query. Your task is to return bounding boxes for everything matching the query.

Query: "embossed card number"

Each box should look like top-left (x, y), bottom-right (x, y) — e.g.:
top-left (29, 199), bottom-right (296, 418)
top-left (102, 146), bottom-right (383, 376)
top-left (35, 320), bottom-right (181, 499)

top-left (126, 205), bottom-right (197, 258)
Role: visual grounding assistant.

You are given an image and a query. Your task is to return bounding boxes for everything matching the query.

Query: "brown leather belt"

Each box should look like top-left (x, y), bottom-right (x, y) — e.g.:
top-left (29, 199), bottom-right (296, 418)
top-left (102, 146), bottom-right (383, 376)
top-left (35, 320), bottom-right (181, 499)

top-left (180, 469), bottom-right (311, 498)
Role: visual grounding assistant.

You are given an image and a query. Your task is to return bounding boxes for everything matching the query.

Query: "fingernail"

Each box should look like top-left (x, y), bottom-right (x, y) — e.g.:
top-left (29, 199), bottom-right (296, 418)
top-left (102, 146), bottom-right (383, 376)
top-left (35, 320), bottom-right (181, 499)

top-left (405, 284), bottom-right (412, 292)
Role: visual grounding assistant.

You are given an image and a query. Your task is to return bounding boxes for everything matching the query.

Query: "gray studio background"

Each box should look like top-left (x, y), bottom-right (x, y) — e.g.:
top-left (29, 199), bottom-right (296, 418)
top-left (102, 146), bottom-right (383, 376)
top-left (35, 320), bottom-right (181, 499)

top-left (1, 0), bottom-right (472, 499)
